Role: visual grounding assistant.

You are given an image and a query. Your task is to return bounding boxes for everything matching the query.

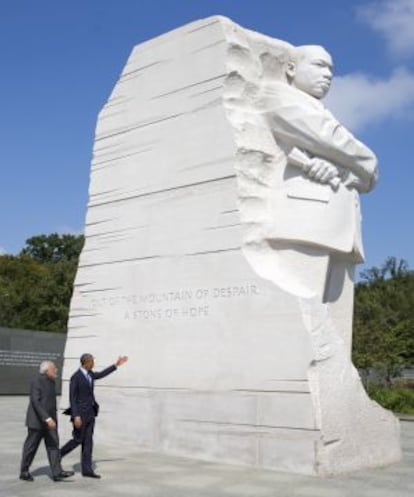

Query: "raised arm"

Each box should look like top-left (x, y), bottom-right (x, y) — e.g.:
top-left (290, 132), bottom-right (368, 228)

top-left (91, 356), bottom-right (128, 380)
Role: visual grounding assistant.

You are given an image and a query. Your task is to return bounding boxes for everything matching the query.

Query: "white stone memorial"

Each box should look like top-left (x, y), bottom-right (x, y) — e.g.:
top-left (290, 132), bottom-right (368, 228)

top-left (61, 16), bottom-right (401, 475)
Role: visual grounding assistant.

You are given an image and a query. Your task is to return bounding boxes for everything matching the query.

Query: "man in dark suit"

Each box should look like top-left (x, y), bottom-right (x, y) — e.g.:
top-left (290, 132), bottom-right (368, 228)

top-left (60, 353), bottom-right (128, 478)
top-left (19, 360), bottom-right (74, 482)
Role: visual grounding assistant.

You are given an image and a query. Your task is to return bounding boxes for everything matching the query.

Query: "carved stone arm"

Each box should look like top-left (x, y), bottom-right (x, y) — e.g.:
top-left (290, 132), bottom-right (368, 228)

top-left (263, 87), bottom-right (378, 192)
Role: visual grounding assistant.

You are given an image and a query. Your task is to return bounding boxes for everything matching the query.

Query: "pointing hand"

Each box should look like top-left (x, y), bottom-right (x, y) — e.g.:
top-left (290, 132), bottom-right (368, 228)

top-left (116, 356), bottom-right (128, 367)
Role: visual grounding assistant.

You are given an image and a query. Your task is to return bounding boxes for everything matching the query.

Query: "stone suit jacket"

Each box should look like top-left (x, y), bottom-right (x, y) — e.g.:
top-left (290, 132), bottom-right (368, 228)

top-left (68, 365), bottom-right (117, 420)
top-left (25, 373), bottom-right (57, 430)
top-left (262, 83), bottom-right (378, 262)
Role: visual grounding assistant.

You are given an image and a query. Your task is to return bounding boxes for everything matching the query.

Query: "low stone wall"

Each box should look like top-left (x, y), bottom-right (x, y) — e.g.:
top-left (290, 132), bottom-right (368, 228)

top-left (0, 327), bottom-right (66, 394)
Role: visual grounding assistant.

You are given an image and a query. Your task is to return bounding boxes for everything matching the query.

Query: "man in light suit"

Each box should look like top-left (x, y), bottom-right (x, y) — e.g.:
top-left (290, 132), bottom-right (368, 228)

top-left (259, 45), bottom-right (378, 355)
top-left (19, 361), bottom-right (74, 482)
top-left (263, 45), bottom-right (377, 256)
top-left (60, 353), bottom-right (128, 478)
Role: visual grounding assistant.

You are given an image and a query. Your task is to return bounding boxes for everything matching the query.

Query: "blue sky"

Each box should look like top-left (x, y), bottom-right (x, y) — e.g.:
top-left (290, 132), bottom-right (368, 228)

top-left (1, 0), bottom-right (413, 275)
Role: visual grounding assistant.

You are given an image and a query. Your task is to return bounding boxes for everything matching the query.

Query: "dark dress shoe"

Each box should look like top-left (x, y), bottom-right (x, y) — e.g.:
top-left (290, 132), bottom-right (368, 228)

top-left (82, 472), bottom-right (101, 478)
top-left (60, 470), bottom-right (75, 478)
top-left (52, 475), bottom-right (64, 482)
top-left (19, 472), bottom-right (34, 481)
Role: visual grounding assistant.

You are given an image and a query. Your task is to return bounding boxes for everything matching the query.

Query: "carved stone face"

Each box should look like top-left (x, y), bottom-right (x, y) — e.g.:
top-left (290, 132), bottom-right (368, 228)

top-left (288, 46), bottom-right (333, 99)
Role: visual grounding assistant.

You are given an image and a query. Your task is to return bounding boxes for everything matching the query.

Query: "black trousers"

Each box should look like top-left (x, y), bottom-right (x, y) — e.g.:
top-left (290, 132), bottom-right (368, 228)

top-left (60, 416), bottom-right (95, 474)
top-left (20, 427), bottom-right (62, 477)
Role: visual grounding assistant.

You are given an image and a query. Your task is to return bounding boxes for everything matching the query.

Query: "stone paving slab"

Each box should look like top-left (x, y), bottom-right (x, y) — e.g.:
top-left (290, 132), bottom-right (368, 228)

top-left (0, 396), bottom-right (412, 497)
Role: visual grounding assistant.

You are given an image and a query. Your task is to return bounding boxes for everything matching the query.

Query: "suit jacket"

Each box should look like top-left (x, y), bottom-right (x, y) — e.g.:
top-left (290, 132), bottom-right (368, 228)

top-left (68, 365), bottom-right (117, 420)
top-left (262, 83), bottom-right (378, 262)
top-left (25, 373), bottom-right (57, 430)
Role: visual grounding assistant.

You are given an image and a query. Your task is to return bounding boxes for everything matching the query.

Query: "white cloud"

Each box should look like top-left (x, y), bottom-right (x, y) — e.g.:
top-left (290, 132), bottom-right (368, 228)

top-left (0, 246), bottom-right (6, 255)
top-left (325, 67), bottom-right (414, 132)
top-left (358, 0), bottom-right (414, 58)
top-left (327, 0), bottom-right (414, 132)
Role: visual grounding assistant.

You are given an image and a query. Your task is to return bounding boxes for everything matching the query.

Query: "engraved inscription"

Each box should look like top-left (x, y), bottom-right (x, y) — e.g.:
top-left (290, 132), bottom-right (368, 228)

top-left (89, 283), bottom-right (259, 321)
top-left (0, 350), bottom-right (62, 367)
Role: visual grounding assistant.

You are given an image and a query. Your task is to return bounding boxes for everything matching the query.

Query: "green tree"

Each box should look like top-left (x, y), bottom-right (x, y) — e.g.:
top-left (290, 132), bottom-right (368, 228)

top-left (353, 257), bottom-right (414, 385)
top-left (21, 233), bottom-right (84, 263)
top-left (0, 255), bottom-right (48, 330)
top-left (0, 233), bottom-right (84, 332)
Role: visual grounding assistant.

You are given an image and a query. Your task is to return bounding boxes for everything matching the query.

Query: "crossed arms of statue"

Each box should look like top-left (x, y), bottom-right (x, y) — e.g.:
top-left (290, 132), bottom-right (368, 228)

top-left (264, 87), bottom-right (378, 193)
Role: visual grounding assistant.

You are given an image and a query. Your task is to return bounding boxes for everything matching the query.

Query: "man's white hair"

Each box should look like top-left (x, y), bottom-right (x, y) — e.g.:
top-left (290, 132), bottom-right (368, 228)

top-left (39, 360), bottom-right (54, 374)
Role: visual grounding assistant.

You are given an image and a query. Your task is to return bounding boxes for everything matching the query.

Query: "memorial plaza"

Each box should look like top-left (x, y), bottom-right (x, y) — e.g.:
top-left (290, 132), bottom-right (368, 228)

top-left (1, 396), bottom-right (412, 497)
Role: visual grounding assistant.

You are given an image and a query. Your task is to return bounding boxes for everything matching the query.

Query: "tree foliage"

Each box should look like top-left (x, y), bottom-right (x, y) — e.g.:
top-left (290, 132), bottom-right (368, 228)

top-left (0, 233), bottom-right (84, 332)
top-left (353, 257), bottom-right (414, 385)
top-left (21, 233), bottom-right (84, 263)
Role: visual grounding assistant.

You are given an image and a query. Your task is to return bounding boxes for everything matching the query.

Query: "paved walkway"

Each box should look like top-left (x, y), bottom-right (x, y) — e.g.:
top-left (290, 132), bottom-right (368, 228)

top-left (0, 396), bottom-right (412, 497)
